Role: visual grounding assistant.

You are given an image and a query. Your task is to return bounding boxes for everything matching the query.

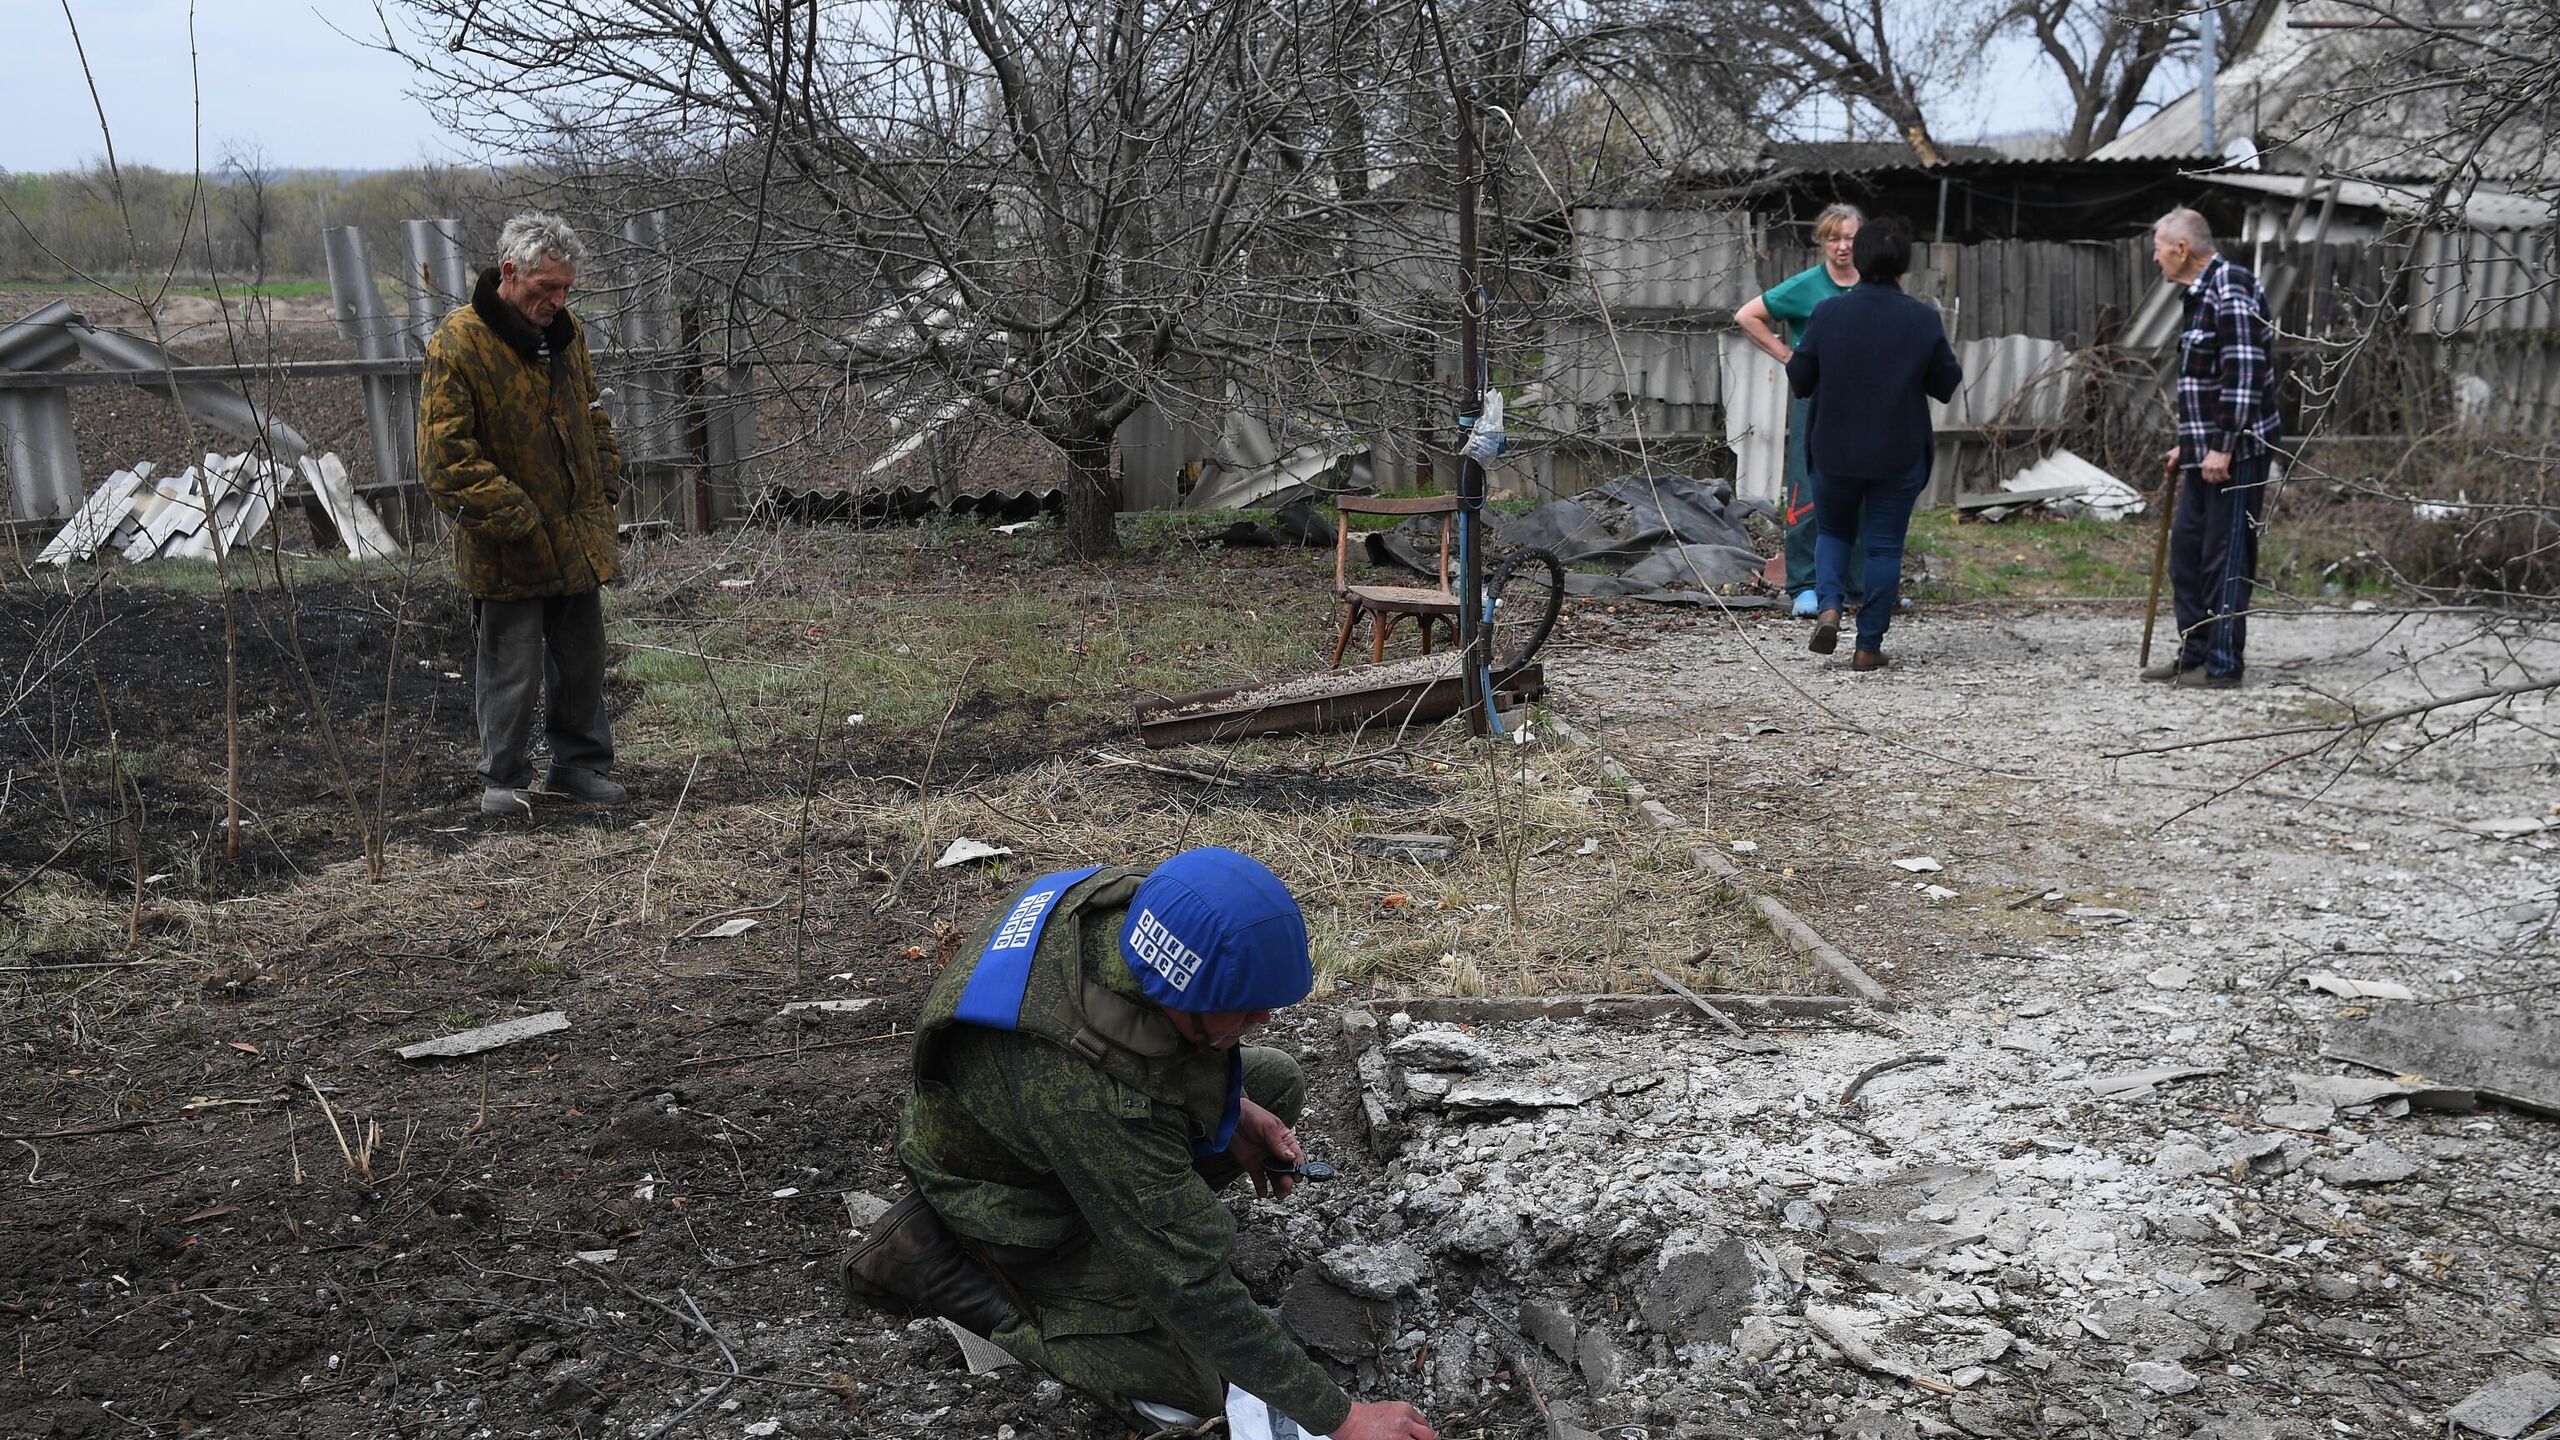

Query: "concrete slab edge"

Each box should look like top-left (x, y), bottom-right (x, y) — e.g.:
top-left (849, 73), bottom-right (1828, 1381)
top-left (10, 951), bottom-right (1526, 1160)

top-left (1540, 711), bottom-right (1899, 1011)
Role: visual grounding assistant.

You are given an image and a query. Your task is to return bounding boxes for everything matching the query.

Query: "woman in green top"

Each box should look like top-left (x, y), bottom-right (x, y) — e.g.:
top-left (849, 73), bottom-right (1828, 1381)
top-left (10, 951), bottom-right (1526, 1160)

top-left (1737, 203), bottom-right (1863, 615)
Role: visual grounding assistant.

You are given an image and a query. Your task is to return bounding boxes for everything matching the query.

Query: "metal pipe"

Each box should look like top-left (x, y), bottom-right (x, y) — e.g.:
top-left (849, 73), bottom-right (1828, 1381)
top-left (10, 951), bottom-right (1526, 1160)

top-left (1453, 88), bottom-right (1488, 738)
top-left (2199, 6), bottom-right (2220, 156)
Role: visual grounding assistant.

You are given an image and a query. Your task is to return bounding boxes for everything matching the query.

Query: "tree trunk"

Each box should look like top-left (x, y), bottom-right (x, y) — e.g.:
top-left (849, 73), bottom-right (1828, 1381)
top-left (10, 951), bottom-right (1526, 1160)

top-left (1060, 431), bottom-right (1120, 561)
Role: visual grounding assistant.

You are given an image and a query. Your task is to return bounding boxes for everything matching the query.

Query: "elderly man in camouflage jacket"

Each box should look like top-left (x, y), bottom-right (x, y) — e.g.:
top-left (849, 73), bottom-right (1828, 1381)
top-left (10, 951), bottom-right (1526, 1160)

top-left (847, 848), bottom-right (1437, 1440)
top-left (419, 212), bottom-right (627, 817)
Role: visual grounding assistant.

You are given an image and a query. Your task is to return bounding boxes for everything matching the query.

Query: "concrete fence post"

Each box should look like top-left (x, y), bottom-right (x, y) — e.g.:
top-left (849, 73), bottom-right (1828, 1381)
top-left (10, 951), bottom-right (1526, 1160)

top-left (324, 225), bottom-right (420, 495)
top-left (0, 301), bottom-right (86, 520)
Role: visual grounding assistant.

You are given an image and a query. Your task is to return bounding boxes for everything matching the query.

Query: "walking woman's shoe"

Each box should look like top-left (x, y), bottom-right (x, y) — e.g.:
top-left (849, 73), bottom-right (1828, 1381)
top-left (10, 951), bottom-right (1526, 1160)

top-left (1851, 649), bottom-right (1889, 672)
top-left (1808, 610), bottom-right (1840, 655)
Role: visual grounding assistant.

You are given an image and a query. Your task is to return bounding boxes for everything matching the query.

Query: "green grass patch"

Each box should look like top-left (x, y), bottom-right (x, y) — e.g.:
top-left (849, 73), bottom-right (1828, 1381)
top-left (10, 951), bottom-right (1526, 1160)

top-left (1903, 510), bottom-right (2153, 600)
top-left (604, 523), bottom-right (1346, 759)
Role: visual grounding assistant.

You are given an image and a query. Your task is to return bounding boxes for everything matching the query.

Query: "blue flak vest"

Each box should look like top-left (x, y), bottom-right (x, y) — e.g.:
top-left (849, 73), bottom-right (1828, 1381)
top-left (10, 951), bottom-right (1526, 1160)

top-left (950, 866), bottom-right (1242, 1155)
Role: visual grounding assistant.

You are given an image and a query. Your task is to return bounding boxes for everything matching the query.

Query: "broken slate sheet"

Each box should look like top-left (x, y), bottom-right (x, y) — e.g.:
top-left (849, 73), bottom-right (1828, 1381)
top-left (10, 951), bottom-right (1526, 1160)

top-left (2323, 1004), bottom-right (2560, 1115)
top-left (396, 1010), bottom-right (570, 1061)
top-left (2446, 1369), bottom-right (2560, 1438)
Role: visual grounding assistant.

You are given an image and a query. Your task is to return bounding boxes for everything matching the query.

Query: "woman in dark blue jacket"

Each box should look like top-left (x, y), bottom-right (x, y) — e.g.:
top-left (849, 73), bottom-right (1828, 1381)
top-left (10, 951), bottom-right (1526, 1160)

top-left (1784, 218), bottom-right (1963, 671)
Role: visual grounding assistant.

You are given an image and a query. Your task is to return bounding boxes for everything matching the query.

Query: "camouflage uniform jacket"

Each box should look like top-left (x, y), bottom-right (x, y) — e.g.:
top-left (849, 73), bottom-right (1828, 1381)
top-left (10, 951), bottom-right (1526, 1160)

top-left (418, 268), bottom-right (623, 600)
top-left (898, 868), bottom-right (1352, 1431)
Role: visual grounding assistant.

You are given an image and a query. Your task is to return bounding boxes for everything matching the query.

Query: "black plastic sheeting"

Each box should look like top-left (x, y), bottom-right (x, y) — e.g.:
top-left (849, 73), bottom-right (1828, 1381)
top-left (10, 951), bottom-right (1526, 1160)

top-left (1368, 475), bottom-right (1774, 597)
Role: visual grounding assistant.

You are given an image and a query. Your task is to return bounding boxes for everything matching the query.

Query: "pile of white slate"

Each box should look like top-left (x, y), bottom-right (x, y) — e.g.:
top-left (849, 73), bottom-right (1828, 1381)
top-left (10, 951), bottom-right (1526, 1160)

top-left (38, 451), bottom-right (397, 566)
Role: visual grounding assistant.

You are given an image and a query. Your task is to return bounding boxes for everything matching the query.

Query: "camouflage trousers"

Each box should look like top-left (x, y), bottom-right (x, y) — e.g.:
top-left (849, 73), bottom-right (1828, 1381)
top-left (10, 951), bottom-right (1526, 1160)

top-left (979, 1045), bottom-right (1305, 1420)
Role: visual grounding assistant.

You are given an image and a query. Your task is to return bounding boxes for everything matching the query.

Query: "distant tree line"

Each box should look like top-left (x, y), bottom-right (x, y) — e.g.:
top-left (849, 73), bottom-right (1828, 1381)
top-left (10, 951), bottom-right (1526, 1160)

top-left (0, 163), bottom-right (543, 284)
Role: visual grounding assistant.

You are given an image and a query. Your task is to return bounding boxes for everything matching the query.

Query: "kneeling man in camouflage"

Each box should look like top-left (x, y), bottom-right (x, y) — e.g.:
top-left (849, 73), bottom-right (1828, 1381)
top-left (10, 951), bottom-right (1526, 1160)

top-left (847, 847), bottom-right (1435, 1440)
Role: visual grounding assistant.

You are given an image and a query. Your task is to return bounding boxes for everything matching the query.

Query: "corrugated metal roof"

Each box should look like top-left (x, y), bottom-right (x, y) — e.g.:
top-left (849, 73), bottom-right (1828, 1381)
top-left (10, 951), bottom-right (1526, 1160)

top-left (2093, 0), bottom-right (2324, 162)
top-left (2199, 171), bottom-right (2553, 232)
top-left (1569, 208), bottom-right (1759, 311)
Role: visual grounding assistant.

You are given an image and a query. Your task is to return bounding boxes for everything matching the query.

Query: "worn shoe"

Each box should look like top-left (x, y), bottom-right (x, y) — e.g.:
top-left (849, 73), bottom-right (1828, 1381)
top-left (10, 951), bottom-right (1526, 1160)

top-left (1808, 609), bottom-right (1840, 655)
top-left (841, 1189), bottom-right (1014, 1337)
top-left (544, 766), bottom-right (628, 804)
top-left (480, 786), bottom-right (533, 818)
top-left (2139, 661), bottom-right (2193, 683)
top-left (2174, 668), bottom-right (2243, 690)
top-left (1851, 649), bottom-right (1889, 672)
top-left (1792, 590), bottom-right (1819, 618)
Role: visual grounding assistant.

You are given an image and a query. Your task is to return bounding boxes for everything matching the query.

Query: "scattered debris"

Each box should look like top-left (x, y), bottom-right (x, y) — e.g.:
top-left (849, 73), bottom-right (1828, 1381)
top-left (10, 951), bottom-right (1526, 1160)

top-left (2081, 1065), bottom-right (2222, 1098)
top-left (1991, 449), bottom-right (2145, 521)
top-left (395, 1010), bottom-right (571, 1061)
top-left (2124, 1359), bottom-right (2201, 1395)
top-left (2310, 1141), bottom-right (2419, 1187)
top-left (1837, 1053), bottom-right (1949, 1107)
top-left (2323, 1003), bottom-right (2560, 1115)
top-left (2446, 1370), bottom-right (2560, 1438)
top-left (39, 450), bottom-right (388, 566)
top-left (1312, 1242), bottom-right (1430, 1300)
top-left (1384, 1027), bottom-right (1502, 1073)
top-left (689, 917), bottom-right (761, 941)
top-left (1092, 749), bottom-right (1240, 788)
top-left (775, 998), bottom-right (880, 1023)
top-left (932, 838), bottom-right (1014, 869)
top-left (1652, 968), bottom-right (1783, 1054)
top-left (2287, 1071), bottom-right (2476, 1112)
top-left (2145, 962), bottom-right (2198, 990)
top-left (1350, 832), bottom-right (1459, 864)
top-left (1891, 856), bottom-right (1943, 874)
top-left (298, 452), bottom-right (400, 560)
top-left (2065, 905), bottom-right (2134, 923)
top-left (2300, 972), bottom-right (2417, 1001)
top-left (938, 1319), bottom-right (1021, 1375)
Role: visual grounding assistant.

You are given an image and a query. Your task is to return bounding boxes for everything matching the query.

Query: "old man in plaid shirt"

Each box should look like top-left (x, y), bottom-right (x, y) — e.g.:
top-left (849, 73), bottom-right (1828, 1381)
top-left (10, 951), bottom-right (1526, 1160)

top-left (2144, 207), bottom-right (2281, 688)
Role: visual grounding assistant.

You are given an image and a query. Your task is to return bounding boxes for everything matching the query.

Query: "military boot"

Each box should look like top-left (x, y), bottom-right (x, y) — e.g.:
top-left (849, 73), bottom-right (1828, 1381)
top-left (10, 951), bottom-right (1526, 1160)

top-left (841, 1188), bottom-right (1014, 1337)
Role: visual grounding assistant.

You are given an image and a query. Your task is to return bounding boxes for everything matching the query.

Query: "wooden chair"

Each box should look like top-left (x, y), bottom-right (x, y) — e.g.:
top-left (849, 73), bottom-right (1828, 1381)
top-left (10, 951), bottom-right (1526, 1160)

top-left (1330, 495), bottom-right (1462, 667)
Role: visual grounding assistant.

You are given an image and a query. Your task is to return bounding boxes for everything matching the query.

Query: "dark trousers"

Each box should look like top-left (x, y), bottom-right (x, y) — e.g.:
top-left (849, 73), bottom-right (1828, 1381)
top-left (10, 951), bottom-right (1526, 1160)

top-left (473, 591), bottom-right (613, 787)
top-left (1812, 461), bottom-right (1929, 650)
top-left (1783, 396), bottom-right (1866, 598)
top-left (2169, 454), bottom-right (2271, 678)
top-left (986, 1046), bottom-right (1305, 1423)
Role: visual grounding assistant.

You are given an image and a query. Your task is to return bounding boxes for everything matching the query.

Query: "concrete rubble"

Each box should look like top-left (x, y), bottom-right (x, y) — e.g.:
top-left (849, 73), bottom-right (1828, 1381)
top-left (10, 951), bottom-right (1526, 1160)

top-left (1242, 967), bottom-right (2559, 1439)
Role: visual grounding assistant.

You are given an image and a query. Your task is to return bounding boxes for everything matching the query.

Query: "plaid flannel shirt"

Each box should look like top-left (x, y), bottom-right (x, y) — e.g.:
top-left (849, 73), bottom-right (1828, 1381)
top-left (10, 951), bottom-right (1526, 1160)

top-left (2176, 255), bottom-right (2279, 465)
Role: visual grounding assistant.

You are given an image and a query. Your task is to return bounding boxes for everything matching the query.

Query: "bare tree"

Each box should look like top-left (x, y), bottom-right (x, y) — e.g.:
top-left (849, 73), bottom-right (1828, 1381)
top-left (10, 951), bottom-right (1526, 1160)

top-left (374, 0), bottom-right (1791, 559)
top-left (376, 0), bottom-right (1448, 557)
top-left (1985, 0), bottom-right (2195, 156)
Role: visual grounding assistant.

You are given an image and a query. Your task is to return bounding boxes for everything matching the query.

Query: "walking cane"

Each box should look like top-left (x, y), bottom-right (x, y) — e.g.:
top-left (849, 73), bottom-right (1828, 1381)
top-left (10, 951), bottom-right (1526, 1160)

top-left (2138, 452), bottom-right (2177, 667)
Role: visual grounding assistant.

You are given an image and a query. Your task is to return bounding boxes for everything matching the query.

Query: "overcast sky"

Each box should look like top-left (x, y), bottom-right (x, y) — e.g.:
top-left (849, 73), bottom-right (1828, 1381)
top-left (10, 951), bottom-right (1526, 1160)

top-left (8, 2), bottom-right (459, 173)
top-left (7, 2), bottom-right (2128, 175)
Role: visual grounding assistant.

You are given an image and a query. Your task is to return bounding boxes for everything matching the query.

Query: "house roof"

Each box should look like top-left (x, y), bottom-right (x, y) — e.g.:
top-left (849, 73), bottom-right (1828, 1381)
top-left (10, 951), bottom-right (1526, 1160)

top-left (2096, 0), bottom-right (2556, 183)
top-left (2194, 170), bottom-right (2555, 231)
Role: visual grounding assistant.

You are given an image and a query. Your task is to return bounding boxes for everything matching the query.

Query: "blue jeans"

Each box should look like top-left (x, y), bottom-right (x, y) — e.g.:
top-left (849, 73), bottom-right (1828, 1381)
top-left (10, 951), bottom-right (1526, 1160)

top-left (1784, 397), bottom-right (1866, 600)
top-left (1812, 462), bottom-right (1928, 651)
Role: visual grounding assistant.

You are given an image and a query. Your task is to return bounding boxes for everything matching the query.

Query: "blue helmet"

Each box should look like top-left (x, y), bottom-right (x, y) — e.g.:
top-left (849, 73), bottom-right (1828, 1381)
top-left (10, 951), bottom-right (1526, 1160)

top-left (1118, 847), bottom-right (1313, 1013)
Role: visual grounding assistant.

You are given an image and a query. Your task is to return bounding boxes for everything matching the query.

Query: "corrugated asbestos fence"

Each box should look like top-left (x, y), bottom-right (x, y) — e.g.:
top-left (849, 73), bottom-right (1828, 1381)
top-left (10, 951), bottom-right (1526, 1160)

top-left (1536, 215), bottom-right (2560, 505)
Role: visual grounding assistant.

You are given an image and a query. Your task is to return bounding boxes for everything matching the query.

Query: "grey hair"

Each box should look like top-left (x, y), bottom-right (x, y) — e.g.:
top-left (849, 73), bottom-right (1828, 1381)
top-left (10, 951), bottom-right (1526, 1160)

top-left (2153, 207), bottom-right (2215, 255)
top-left (496, 211), bottom-right (586, 273)
top-left (1813, 203), bottom-right (1865, 243)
